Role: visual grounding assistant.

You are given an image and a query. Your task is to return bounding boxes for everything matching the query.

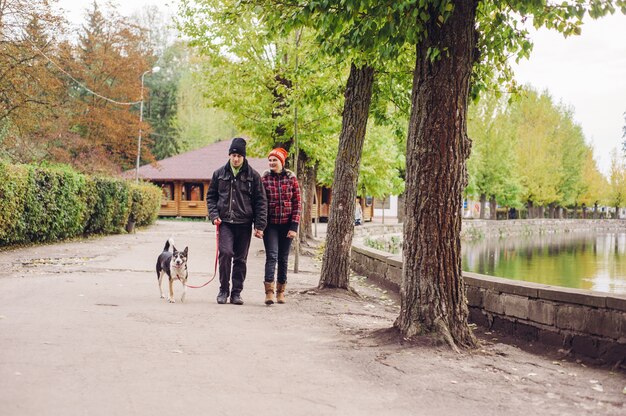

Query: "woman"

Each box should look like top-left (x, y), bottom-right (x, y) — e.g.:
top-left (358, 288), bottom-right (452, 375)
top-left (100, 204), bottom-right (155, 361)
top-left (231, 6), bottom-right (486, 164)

top-left (261, 147), bottom-right (301, 305)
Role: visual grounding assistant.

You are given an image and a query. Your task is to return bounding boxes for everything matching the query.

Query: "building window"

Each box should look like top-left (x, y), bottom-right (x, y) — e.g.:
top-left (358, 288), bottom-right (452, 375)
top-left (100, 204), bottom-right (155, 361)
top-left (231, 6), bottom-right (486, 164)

top-left (183, 183), bottom-right (204, 201)
top-left (156, 182), bottom-right (174, 201)
top-left (321, 187), bottom-right (331, 204)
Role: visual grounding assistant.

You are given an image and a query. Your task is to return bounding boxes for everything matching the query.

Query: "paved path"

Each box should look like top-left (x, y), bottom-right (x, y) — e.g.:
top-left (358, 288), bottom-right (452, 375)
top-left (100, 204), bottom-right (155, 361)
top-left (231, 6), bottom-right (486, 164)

top-left (0, 220), bottom-right (624, 415)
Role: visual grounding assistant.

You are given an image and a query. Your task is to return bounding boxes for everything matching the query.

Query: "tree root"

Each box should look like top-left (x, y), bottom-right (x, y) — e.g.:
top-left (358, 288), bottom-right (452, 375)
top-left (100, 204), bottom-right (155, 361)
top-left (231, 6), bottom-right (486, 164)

top-left (434, 317), bottom-right (461, 354)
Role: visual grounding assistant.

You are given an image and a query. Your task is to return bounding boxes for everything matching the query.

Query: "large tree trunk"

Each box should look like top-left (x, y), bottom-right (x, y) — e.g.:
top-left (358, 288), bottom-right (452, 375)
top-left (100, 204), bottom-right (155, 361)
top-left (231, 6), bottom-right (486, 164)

top-left (489, 196), bottom-right (497, 220)
top-left (395, 1), bottom-right (477, 349)
top-left (318, 63), bottom-right (374, 289)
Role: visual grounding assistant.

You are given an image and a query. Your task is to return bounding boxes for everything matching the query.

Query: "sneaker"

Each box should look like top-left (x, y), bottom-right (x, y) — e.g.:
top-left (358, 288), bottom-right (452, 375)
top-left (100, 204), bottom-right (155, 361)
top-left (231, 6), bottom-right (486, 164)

top-left (230, 293), bottom-right (244, 305)
top-left (216, 290), bottom-right (228, 304)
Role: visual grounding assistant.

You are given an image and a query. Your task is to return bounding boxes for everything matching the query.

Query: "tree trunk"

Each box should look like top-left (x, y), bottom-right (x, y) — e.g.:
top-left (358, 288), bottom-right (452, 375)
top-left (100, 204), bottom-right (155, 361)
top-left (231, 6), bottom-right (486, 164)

top-left (479, 193), bottom-right (486, 220)
top-left (318, 63), bottom-right (374, 289)
top-left (394, 1), bottom-right (477, 349)
top-left (489, 196), bottom-right (497, 220)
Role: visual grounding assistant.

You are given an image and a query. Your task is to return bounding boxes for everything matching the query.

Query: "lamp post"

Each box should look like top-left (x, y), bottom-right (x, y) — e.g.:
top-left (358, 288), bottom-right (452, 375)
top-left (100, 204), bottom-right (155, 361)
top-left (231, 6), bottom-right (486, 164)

top-left (135, 66), bottom-right (161, 182)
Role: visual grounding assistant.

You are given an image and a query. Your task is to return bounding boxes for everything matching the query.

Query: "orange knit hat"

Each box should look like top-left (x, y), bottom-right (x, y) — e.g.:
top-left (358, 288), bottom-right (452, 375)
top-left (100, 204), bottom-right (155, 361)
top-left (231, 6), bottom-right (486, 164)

top-left (268, 147), bottom-right (288, 166)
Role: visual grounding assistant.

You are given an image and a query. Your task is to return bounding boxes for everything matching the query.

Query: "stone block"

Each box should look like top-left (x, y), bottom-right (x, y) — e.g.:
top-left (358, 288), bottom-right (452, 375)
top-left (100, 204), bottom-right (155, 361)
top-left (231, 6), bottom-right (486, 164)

top-left (528, 300), bottom-right (556, 326)
top-left (606, 295), bottom-right (626, 312)
top-left (463, 272), bottom-right (541, 298)
top-left (483, 291), bottom-right (505, 315)
top-left (538, 286), bottom-right (606, 308)
top-left (556, 305), bottom-right (585, 332)
top-left (465, 286), bottom-right (483, 307)
top-left (387, 256), bottom-right (403, 269)
top-left (502, 294), bottom-right (530, 320)
top-left (592, 310), bottom-right (625, 340)
top-left (580, 308), bottom-right (605, 337)
top-left (386, 266), bottom-right (402, 288)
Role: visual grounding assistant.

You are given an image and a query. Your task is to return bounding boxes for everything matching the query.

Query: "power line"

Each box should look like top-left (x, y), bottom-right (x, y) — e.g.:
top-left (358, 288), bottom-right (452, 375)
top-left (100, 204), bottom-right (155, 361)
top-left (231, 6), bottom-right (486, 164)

top-left (23, 34), bottom-right (142, 106)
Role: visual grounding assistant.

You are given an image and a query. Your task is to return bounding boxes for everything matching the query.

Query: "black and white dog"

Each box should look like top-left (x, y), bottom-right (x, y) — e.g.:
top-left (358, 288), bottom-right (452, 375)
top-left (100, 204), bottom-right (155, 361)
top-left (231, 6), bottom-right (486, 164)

top-left (156, 238), bottom-right (189, 303)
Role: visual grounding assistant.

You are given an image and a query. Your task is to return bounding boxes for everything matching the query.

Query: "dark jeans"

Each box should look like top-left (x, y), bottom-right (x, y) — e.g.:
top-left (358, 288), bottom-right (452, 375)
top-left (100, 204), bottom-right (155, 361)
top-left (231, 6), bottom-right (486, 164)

top-left (218, 222), bottom-right (252, 295)
top-left (263, 223), bottom-right (293, 284)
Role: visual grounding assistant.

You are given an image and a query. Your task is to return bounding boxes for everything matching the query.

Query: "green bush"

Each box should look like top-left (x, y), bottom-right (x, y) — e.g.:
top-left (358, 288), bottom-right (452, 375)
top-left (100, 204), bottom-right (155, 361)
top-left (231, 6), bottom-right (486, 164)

top-left (0, 163), bottom-right (161, 247)
top-left (128, 182), bottom-right (162, 227)
top-left (0, 163), bottom-right (29, 245)
top-left (83, 176), bottom-right (130, 235)
top-left (22, 165), bottom-right (89, 242)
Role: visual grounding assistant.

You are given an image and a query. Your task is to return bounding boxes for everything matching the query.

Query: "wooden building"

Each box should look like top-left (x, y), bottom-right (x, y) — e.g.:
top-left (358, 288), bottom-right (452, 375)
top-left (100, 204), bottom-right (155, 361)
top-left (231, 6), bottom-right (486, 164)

top-left (133, 140), bottom-right (373, 221)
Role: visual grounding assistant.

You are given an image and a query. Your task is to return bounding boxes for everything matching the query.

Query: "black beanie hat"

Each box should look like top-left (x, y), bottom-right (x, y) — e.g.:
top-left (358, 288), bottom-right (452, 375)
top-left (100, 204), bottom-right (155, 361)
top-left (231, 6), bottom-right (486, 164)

top-left (229, 137), bottom-right (247, 157)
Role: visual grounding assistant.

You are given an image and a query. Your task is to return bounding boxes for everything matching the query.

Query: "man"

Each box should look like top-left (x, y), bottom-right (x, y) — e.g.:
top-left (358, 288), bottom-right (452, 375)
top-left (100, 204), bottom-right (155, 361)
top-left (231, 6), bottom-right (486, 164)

top-left (207, 137), bottom-right (267, 305)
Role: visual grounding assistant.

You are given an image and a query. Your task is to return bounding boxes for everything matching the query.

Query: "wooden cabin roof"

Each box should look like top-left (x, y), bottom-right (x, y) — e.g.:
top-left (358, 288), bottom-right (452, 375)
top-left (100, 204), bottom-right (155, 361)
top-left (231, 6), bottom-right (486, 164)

top-left (130, 140), bottom-right (269, 181)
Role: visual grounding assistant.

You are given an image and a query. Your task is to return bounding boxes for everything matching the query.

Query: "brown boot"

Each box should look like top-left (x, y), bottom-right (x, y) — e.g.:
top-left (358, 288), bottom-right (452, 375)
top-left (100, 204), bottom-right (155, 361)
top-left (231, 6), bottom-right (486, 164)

top-left (264, 282), bottom-right (275, 305)
top-left (276, 283), bottom-right (286, 304)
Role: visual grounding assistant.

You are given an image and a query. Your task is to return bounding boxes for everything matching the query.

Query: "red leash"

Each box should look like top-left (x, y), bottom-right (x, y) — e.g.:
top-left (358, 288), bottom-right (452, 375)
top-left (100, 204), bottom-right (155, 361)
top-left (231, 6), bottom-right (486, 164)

top-left (184, 223), bottom-right (219, 289)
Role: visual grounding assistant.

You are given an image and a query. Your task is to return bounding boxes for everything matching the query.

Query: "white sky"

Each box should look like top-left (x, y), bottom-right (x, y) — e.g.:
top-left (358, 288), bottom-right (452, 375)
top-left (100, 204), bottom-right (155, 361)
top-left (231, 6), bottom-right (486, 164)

top-left (56, 1), bottom-right (626, 175)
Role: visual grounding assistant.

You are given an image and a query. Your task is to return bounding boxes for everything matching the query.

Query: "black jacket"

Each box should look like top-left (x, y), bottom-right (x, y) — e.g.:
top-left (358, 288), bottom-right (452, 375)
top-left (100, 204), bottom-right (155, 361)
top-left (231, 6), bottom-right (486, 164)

top-left (207, 160), bottom-right (267, 230)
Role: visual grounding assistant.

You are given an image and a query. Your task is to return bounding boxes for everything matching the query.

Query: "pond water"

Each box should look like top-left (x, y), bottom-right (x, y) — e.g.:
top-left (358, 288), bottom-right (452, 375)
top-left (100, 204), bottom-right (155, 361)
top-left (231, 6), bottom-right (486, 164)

top-left (461, 232), bottom-right (626, 295)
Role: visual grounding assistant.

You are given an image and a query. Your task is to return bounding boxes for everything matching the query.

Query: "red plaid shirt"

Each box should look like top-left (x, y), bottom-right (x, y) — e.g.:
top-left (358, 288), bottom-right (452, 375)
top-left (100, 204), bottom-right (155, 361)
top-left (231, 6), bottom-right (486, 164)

top-left (261, 169), bottom-right (301, 231)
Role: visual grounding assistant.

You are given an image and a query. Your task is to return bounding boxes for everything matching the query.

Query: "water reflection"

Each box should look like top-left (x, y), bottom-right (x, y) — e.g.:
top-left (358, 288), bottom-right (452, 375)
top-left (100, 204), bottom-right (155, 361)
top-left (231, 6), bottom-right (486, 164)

top-left (461, 232), bottom-right (626, 294)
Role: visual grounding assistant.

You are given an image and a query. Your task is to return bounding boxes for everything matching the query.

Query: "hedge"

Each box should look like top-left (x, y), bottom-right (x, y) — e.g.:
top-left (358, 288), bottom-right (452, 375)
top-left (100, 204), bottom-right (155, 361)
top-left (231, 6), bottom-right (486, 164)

top-left (0, 162), bottom-right (161, 247)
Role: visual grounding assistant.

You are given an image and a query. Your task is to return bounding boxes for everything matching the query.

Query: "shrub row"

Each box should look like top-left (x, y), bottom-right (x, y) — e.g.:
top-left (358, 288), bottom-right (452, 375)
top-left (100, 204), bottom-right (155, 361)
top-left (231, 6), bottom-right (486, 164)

top-left (0, 162), bottom-right (161, 247)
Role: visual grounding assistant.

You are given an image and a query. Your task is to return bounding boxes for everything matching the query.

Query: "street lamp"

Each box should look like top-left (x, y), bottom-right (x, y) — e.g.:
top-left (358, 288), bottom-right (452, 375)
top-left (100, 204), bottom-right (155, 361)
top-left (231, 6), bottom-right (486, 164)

top-left (135, 66), bottom-right (161, 182)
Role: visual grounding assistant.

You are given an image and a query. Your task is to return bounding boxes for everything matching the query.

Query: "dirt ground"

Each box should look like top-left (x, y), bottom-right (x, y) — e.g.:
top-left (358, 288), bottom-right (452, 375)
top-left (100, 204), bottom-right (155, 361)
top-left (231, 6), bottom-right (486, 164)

top-left (0, 220), bottom-right (624, 415)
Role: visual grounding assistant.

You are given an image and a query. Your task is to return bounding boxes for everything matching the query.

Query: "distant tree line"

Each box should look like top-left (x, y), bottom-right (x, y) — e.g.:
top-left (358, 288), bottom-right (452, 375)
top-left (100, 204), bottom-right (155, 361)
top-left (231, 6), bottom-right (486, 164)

top-left (465, 87), bottom-right (621, 219)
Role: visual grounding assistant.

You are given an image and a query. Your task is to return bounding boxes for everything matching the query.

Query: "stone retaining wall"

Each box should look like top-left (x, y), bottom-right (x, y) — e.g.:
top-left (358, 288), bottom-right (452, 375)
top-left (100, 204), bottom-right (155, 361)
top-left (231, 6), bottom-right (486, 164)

top-left (350, 240), bottom-right (626, 363)
top-left (461, 219), bottom-right (626, 239)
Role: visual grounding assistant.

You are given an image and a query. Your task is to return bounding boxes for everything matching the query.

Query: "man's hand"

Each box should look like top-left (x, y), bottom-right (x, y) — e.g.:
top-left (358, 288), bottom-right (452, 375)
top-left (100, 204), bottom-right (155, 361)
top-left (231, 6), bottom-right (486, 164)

top-left (213, 218), bottom-right (222, 226)
top-left (287, 230), bottom-right (297, 239)
top-left (254, 229), bottom-right (264, 239)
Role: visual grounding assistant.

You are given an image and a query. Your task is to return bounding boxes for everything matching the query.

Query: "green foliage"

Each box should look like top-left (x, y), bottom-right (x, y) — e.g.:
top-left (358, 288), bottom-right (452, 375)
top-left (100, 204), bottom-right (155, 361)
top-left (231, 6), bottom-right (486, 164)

top-left (467, 92), bottom-right (522, 208)
top-left (83, 177), bottom-right (131, 235)
top-left (177, 0), bottom-right (347, 167)
top-left (20, 165), bottom-right (87, 242)
top-left (364, 235), bottom-right (402, 254)
top-left (128, 182), bottom-right (162, 226)
top-left (0, 162), bottom-right (160, 247)
top-left (174, 68), bottom-right (237, 151)
top-left (466, 86), bottom-right (603, 212)
top-left (357, 123), bottom-right (405, 198)
top-left (0, 163), bottom-right (29, 245)
top-left (607, 150), bottom-right (626, 212)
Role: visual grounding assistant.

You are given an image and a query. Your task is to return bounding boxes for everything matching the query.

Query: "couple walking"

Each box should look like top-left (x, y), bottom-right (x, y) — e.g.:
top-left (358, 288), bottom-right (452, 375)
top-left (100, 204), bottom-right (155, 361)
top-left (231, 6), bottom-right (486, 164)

top-left (206, 137), bottom-right (301, 306)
